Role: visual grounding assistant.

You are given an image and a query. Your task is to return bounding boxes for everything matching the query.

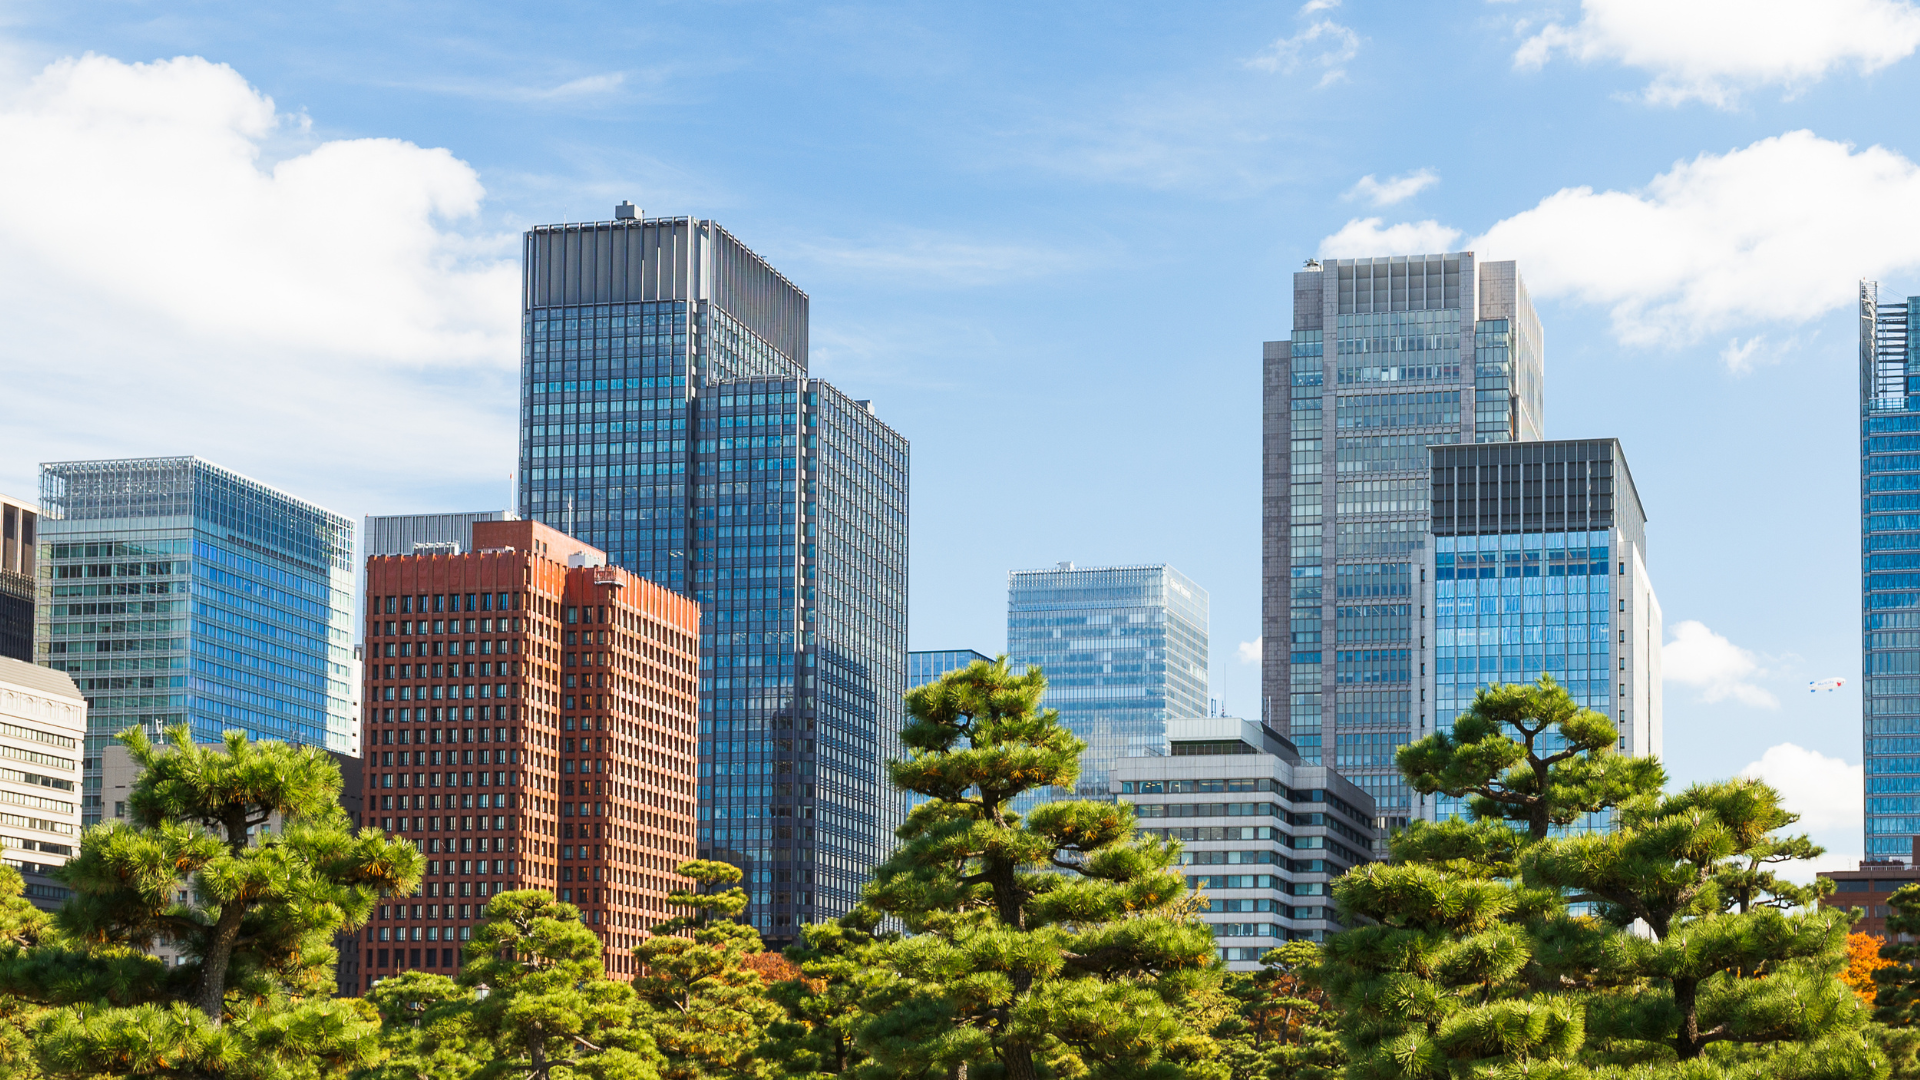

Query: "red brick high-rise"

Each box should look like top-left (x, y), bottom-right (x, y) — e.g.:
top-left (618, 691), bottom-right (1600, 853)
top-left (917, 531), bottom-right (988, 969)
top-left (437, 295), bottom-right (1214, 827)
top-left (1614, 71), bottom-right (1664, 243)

top-left (357, 518), bottom-right (699, 989)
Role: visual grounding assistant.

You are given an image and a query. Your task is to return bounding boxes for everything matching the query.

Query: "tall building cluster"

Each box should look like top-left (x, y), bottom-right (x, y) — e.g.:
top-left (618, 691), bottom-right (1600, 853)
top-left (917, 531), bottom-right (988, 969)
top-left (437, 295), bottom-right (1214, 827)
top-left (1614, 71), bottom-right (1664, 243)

top-left (1252, 253), bottom-right (1662, 856)
top-left (4, 220), bottom-right (1689, 977)
top-left (512, 207), bottom-right (909, 936)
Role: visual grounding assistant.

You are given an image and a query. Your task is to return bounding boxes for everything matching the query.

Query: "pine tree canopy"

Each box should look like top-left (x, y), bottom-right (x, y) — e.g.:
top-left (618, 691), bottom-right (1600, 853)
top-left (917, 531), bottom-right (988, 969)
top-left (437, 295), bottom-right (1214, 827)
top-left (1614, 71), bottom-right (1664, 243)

top-left (632, 860), bottom-right (782, 1080)
top-left (0, 725), bottom-right (421, 1080)
top-left (1398, 675), bottom-right (1665, 841)
top-left (858, 656), bottom-right (1220, 1080)
top-left (1521, 778), bottom-right (1875, 1073)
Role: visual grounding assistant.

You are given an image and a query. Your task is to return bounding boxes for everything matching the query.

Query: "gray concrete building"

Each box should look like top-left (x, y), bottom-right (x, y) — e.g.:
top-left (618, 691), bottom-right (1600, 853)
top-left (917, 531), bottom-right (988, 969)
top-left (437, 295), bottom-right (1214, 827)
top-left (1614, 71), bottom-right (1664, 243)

top-left (1262, 254), bottom-right (1544, 844)
top-left (1111, 716), bottom-right (1376, 967)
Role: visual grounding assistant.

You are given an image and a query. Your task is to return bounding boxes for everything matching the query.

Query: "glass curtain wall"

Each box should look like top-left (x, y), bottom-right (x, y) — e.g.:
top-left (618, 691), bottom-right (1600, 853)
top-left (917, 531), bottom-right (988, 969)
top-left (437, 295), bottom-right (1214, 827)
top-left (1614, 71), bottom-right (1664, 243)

top-left (36, 457), bottom-right (354, 823)
top-left (1006, 564), bottom-right (1208, 805)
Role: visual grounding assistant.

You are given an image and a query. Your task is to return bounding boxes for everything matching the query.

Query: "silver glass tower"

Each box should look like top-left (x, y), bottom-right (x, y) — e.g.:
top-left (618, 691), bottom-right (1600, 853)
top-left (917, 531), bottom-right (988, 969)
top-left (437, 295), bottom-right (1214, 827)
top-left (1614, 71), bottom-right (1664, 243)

top-left (1007, 562), bottom-right (1208, 801)
top-left (1261, 254), bottom-right (1544, 841)
top-left (35, 457), bottom-right (355, 824)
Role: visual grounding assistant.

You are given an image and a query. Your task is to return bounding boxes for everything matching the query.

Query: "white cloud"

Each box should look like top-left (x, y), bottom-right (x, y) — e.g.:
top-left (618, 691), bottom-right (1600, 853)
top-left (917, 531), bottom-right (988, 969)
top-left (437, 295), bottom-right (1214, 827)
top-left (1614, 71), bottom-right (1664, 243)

top-left (1741, 743), bottom-right (1863, 833)
top-left (1299, 0), bottom-right (1341, 11)
top-left (1325, 131), bottom-right (1920, 346)
top-left (1347, 168), bottom-right (1438, 206)
top-left (1318, 216), bottom-right (1463, 259)
top-left (1247, 20), bottom-right (1361, 87)
top-left (1662, 620), bottom-right (1778, 707)
top-left (1515, 0), bottom-right (1920, 107)
top-left (0, 52), bottom-right (520, 516)
top-left (1237, 638), bottom-right (1262, 665)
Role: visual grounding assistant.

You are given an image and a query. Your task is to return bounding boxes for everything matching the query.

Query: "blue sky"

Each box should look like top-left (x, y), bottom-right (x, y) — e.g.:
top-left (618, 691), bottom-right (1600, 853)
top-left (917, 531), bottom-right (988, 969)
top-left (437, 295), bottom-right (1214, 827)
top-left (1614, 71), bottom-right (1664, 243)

top-left (1, 0), bottom-right (1915, 863)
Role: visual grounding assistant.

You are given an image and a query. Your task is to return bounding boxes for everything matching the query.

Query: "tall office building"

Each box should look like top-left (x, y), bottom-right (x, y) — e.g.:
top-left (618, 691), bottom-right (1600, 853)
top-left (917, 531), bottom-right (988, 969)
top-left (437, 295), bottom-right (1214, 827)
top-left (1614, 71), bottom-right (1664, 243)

top-left (357, 517), bottom-right (699, 987)
top-left (1863, 282), bottom-right (1920, 859)
top-left (515, 206), bottom-right (909, 940)
top-left (0, 494), bottom-right (35, 661)
top-left (1262, 253), bottom-right (1543, 836)
top-left (1006, 563), bottom-right (1208, 801)
top-left (1416, 440), bottom-right (1661, 825)
top-left (0, 656), bottom-right (83, 912)
top-left (36, 458), bottom-right (356, 824)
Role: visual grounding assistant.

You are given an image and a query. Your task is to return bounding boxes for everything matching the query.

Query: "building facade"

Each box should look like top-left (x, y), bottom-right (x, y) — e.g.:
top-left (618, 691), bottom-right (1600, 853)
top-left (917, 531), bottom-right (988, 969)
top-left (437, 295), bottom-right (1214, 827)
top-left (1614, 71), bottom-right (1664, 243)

top-left (0, 656), bottom-right (83, 912)
top-left (1262, 254), bottom-right (1544, 838)
top-left (1818, 852), bottom-right (1920, 939)
top-left (514, 207), bottom-right (909, 942)
top-left (0, 495), bottom-right (35, 662)
top-left (35, 457), bottom-right (356, 824)
top-left (1864, 282), bottom-right (1920, 861)
top-left (1111, 717), bottom-right (1376, 968)
top-left (357, 517), bottom-right (699, 988)
top-left (363, 512), bottom-right (517, 562)
top-left (1008, 563), bottom-right (1208, 803)
top-left (909, 649), bottom-right (994, 688)
top-left (1417, 439), bottom-right (1661, 825)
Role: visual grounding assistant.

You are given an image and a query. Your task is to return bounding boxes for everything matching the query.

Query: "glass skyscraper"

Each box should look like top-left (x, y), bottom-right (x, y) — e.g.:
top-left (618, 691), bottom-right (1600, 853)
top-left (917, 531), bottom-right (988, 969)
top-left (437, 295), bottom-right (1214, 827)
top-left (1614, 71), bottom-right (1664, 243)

top-left (1862, 282), bottom-right (1920, 859)
top-left (1006, 563), bottom-right (1208, 801)
top-left (909, 649), bottom-right (993, 688)
top-left (34, 457), bottom-right (356, 824)
top-left (516, 206), bottom-right (908, 941)
top-left (1417, 440), bottom-right (1662, 826)
top-left (1261, 254), bottom-right (1544, 839)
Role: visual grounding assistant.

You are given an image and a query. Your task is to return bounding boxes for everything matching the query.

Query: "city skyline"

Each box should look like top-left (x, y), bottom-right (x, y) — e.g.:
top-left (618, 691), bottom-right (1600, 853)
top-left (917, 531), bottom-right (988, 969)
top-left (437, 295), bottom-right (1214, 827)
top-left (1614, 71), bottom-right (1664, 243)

top-left (0, 0), bottom-right (1906, 876)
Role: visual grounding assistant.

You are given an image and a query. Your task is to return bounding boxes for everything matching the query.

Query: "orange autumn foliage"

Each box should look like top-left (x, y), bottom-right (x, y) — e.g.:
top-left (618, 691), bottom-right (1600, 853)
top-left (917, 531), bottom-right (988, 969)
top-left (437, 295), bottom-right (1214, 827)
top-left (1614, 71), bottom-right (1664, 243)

top-left (1843, 930), bottom-right (1896, 1004)
top-left (742, 950), bottom-right (804, 984)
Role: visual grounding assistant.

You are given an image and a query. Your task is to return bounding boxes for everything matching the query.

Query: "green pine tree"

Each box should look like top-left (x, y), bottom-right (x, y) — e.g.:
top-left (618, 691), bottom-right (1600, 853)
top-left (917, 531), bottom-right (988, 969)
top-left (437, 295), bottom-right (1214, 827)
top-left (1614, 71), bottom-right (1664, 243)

top-left (0, 865), bottom-right (49, 1079)
top-left (857, 656), bottom-right (1220, 1080)
top-left (630, 860), bottom-right (781, 1080)
top-left (762, 910), bottom-right (889, 1079)
top-left (1877, 883), bottom-right (1920, 1032)
top-left (1398, 675), bottom-right (1664, 841)
top-left (1314, 830), bottom-right (1580, 1080)
top-left (1525, 778), bottom-right (1879, 1075)
top-left (1213, 942), bottom-right (1342, 1080)
top-left (440, 889), bottom-right (664, 1080)
top-left (0, 725), bottom-right (422, 1079)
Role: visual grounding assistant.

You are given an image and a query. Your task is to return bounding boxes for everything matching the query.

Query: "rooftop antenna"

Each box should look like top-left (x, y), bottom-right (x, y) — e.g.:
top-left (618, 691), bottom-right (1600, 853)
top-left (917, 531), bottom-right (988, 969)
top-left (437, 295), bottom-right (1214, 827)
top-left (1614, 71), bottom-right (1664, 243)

top-left (506, 471), bottom-right (515, 518)
top-left (566, 495), bottom-right (574, 537)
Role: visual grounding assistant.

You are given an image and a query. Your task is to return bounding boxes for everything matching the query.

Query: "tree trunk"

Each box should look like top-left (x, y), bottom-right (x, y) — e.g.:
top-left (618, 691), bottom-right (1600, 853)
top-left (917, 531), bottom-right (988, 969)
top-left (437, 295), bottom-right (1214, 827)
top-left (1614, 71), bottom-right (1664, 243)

top-left (1003, 1045), bottom-right (1036, 1080)
top-left (194, 899), bottom-right (247, 1023)
top-left (1673, 975), bottom-right (1703, 1060)
top-left (1529, 754), bottom-right (1552, 841)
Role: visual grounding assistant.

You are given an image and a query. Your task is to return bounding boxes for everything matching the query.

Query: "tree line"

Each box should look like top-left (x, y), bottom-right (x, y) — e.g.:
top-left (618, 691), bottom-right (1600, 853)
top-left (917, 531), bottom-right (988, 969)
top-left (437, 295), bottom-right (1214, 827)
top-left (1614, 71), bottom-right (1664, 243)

top-left (0, 659), bottom-right (1912, 1080)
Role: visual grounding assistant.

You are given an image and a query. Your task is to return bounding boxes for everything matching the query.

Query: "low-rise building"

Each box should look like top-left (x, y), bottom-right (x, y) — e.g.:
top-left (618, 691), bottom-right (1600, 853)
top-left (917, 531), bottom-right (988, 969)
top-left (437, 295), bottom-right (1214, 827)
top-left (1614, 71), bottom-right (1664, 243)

top-left (1111, 716), bottom-right (1377, 968)
top-left (0, 656), bottom-right (84, 911)
top-left (1818, 854), bottom-right (1920, 939)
